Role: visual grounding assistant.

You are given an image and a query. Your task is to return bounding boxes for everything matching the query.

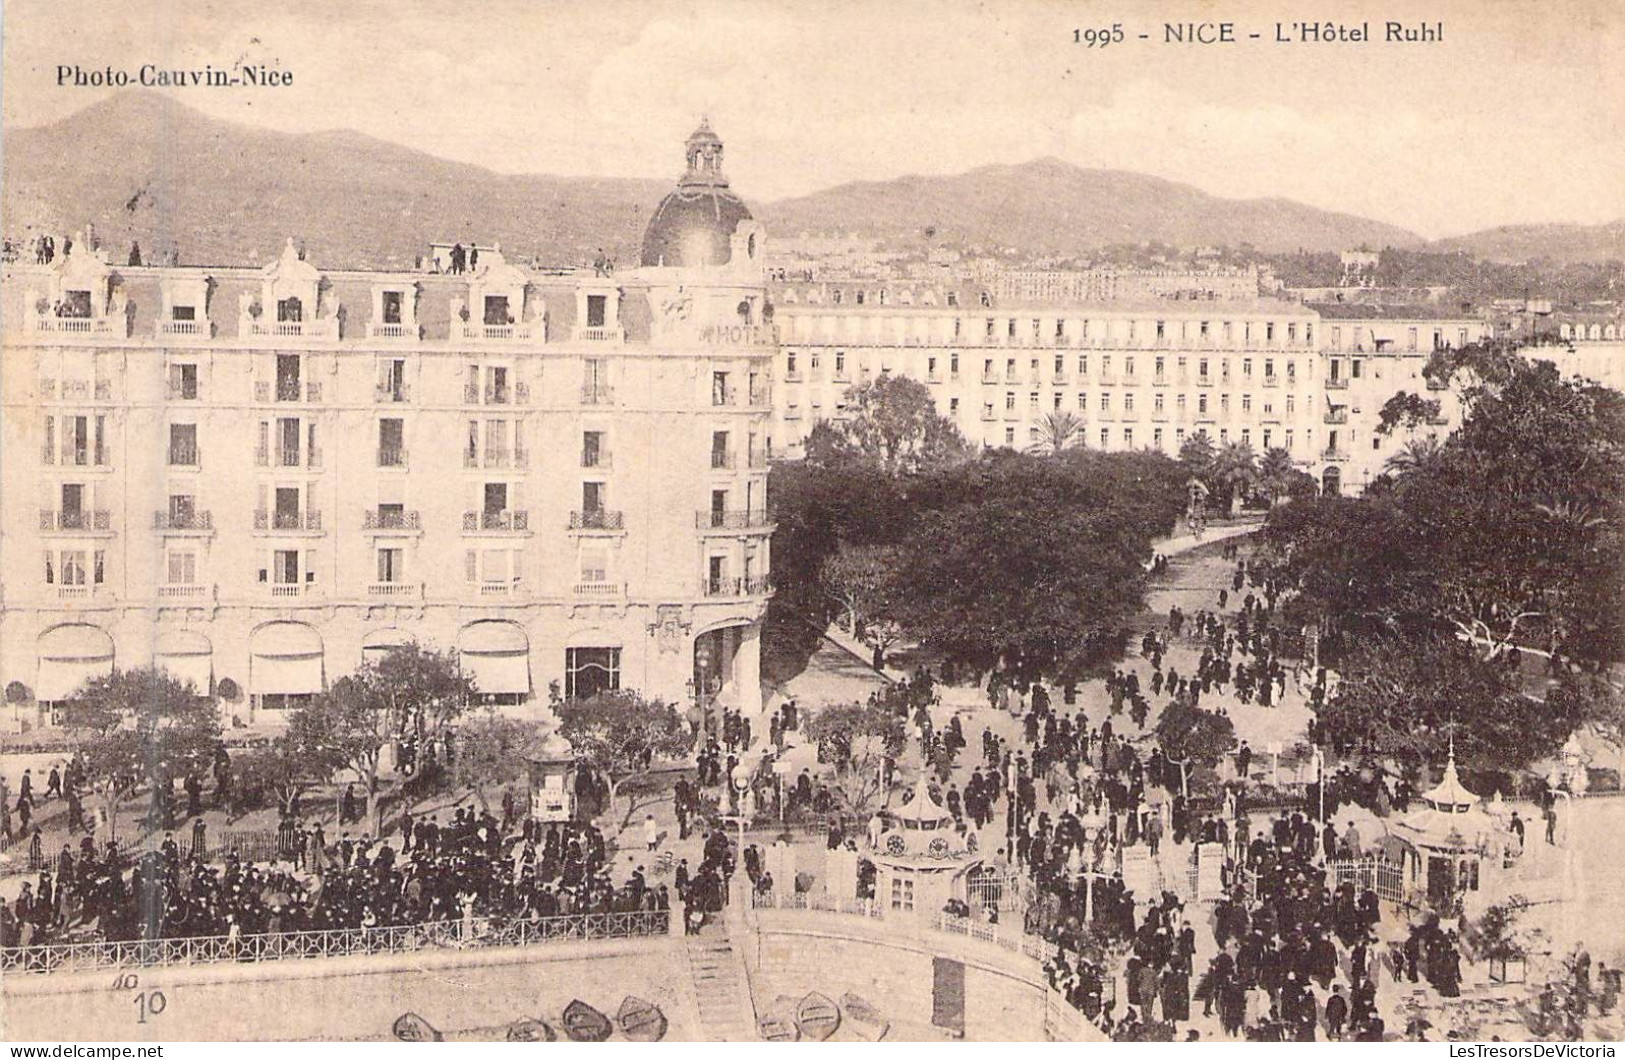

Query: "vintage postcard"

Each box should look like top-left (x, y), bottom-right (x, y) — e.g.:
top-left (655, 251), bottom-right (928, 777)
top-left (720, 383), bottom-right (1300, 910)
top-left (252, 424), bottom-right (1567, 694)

top-left (1, 0), bottom-right (1622, 1046)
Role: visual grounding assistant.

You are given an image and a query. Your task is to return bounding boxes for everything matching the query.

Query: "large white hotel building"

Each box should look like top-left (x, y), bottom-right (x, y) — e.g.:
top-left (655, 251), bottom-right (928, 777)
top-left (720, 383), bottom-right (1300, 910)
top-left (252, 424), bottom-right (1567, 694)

top-left (1, 123), bottom-right (775, 732)
top-left (768, 286), bottom-right (1624, 493)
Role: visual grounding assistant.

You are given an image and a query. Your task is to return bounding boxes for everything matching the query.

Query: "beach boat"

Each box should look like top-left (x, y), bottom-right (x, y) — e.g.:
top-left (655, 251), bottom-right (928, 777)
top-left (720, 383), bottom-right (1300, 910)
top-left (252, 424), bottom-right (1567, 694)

top-left (616, 996), bottom-right (668, 1042)
top-left (506, 1018), bottom-right (556, 1042)
top-left (758, 995), bottom-right (801, 1041)
top-left (392, 1012), bottom-right (444, 1042)
top-left (795, 992), bottom-right (841, 1041)
top-left (841, 993), bottom-right (890, 1042)
top-left (561, 999), bottom-right (613, 1042)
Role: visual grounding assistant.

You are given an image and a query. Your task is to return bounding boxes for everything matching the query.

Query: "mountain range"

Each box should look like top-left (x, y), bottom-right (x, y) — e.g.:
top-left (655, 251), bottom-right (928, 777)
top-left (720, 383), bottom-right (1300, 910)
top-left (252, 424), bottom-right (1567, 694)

top-left (3, 92), bottom-right (1619, 269)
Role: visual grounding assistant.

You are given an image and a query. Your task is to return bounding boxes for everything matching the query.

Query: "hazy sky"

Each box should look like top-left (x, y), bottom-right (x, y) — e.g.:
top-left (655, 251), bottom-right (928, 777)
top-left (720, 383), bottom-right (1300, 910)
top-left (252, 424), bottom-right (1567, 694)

top-left (4, 0), bottom-right (1622, 238)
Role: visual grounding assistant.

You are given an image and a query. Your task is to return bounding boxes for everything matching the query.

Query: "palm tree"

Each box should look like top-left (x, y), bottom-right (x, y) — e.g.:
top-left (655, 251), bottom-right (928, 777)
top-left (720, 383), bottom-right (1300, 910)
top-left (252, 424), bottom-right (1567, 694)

top-left (1257, 446), bottom-right (1297, 507)
top-left (1383, 436), bottom-right (1444, 477)
top-left (1179, 430), bottom-right (1217, 478)
top-left (1028, 410), bottom-right (1084, 456)
top-left (1208, 440), bottom-right (1258, 516)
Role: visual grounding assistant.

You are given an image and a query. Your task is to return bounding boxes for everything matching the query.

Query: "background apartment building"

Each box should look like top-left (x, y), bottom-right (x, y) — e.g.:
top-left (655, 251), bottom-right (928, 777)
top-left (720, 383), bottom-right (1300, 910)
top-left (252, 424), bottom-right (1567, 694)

top-left (767, 280), bottom-right (1515, 494)
top-left (1, 125), bottom-right (775, 733)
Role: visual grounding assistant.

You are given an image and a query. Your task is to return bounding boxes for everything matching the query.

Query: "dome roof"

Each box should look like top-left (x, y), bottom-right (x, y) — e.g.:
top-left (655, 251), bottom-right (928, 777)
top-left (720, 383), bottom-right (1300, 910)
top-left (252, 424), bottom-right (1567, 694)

top-left (640, 120), bottom-right (753, 269)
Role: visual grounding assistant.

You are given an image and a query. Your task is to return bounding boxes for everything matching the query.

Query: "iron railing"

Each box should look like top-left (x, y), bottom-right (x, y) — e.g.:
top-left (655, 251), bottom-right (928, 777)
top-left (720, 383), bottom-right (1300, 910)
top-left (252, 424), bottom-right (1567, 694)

top-left (0, 910), bottom-right (669, 975)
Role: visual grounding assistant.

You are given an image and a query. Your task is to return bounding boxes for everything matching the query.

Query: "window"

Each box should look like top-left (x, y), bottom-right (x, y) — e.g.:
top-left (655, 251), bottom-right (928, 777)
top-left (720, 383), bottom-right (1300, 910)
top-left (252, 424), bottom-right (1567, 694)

top-left (378, 419), bottom-right (405, 466)
top-left (1004, 427), bottom-right (1015, 445)
top-left (1243, 359), bottom-right (1253, 378)
top-left (586, 294), bottom-right (607, 329)
top-left (1153, 428), bottom-right (1163, 448)
top-left (1100, 393), bottom-right (1110, 412)
top-left (566, 647), bottom-right (621, 700)
top-left (1123, 428), bottom-right (1133, 447)
top-left (169, 363), bottom-right (199, 400)
top-left (583, 430), bottom-right (606, 468)
top-left (950, 353), bottom-right (960, 377)
top-left (1100, 428), bottom-right (1108, 447)
top-left (168, 423), bottom-right (198, 466)
top-left (1241, 394), bottom-right (1252, 413)
top-left (376, 547), bottom-right (404, 583)
top-left (483, 295), bottom-right (511, 326)
top-left (166, 550), bottom-right (197, 585)
top-left (1263, 429), bottom-right (1272, 449)
top-left (1124, 393), bottom-right (1134, 412)
top-left (948, 398), bottom-right (960, 413)
top-left (889, 876), bottom-right (915, 912)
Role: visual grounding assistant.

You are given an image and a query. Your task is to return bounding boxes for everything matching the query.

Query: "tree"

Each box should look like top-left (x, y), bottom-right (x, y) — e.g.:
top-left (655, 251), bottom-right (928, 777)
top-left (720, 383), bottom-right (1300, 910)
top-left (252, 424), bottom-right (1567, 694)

top-left (287, 646), bottom-right (475, 835)
top-left (1028, 411), bottom-right (1084, 456)
top-left (451, 710), bottom-right (544, 814)
top-left (1312, 637), bottom-right (1581, 773)
top-left (836, 374), bottom-right (970, 474)
top-left (1382, 435), bottom-right (1444, 477)
top-left (1178, 431), bottom-right (1216, 480)
top-left (1154, 700), bottom-right (1236, 771)
top-left (887, 451), bottom-right (1171, 688)
top-left (555, 690), bottom-right (691, 831)
top-left (1206, 440), bottom-right (1258, 515)
top-left (1256, 446), bottom-right (1299, 507)
top-left (804, 701), bottom-right (907, 818)
top-left (233, 733), bottom-right (338, 820)
top-left (818, 541), bottom-right (905, 661)
top-left (61, 667), bottom-right (222, 841)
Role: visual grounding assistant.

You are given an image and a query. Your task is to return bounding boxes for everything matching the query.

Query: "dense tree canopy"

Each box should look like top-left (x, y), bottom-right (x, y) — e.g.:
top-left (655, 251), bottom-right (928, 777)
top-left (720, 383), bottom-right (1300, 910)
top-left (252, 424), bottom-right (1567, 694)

top-left (1258, 340), bottom-right (1625, 770)
top-left (555, 690), bottom-right (690, 829)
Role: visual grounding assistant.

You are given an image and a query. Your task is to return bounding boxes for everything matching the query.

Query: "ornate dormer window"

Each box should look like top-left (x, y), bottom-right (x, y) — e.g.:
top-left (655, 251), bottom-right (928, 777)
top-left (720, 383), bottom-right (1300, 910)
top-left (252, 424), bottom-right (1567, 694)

top-left (243, 239), bottom-right (337, 340)
top-left (458, 245), bottom-right (538, 342)
top-left (27, 234), bottom-right (127, 338)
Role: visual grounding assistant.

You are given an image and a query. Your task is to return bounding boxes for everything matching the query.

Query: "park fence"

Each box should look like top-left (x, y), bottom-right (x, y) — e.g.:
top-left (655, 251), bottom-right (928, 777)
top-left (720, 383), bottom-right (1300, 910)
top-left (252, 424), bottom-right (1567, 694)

top-left (1327, 853), bottom-right (1408, 907)
top-left (1, 908), bottom-right (670, 976)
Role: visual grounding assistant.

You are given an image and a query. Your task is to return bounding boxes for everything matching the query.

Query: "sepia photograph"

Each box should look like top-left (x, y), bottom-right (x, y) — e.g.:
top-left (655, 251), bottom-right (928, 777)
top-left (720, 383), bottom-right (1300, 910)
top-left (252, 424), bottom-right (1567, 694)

top-left (1, 0), bottom-right (1622, 1046)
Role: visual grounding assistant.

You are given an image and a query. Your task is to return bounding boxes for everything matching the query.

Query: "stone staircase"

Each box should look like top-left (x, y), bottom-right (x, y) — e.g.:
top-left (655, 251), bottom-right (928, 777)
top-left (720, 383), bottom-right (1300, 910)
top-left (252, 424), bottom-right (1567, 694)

top-left (685, 934), bottom-right (757, 1041)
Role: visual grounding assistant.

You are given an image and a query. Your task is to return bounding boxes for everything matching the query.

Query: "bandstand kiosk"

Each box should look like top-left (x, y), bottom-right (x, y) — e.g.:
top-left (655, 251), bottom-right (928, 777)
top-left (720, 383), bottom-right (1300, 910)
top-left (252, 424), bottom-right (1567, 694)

top-left (523, 730), bottom-right (579, 824)
top-left (1390, 753), bottom-right (1506, 918)
top-left (869, 775), bottom-right (982, 918)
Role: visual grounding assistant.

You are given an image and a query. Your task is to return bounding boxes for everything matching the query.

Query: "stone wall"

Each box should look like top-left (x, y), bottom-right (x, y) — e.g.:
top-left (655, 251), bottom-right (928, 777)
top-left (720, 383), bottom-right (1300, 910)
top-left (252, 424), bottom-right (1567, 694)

top-left (1, 936), bottom-right (696, 1042)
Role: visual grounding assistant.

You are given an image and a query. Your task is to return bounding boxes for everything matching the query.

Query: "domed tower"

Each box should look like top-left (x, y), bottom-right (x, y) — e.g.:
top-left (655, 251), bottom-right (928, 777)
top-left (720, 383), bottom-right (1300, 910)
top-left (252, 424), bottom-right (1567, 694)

top-left (640, 119), bottom-right (756, 269)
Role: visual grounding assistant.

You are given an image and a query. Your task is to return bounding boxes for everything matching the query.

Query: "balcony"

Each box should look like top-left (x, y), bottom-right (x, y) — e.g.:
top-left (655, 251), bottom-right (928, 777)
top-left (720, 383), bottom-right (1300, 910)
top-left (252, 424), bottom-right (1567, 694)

top-left (54, 584), bottom-right (100, 601)
top-left (245, 317), bottom-right (340, 341)
top-left (41, 447), bottom-right (109, 468)
top-left (1326, 378), bottom-right (1350, 390)
top-left (153, 511), bottom-right (214, 532)
top-left (573, 581), bottom-right (627, 599)
top-left (156, 319), bottom-right (211, 339)
top-left (167, 445), bottom-right (201, 469)
top-left (711, 387), bottom-right (738, 407)
top-left (1262, 375), bottom-right (1281, 388)
top-left (581, 384), bottom-right (615, 406)
top-left (267, 583), bottom-right (316, 599)
top-left (377, 446), bottom-right (408, 468)
top-left (166, 381), bottom-right (201, 401)
top-left (981, 372), bottom-right (1000, 385)
top-left (30, 313), bottom-right (127, 338)
top-left (569, 509), bottom-right (625, 532)
top-left (581, 450), bottom-right (613, 470)
top-left (1324, 408), bottom-right (1349, 425)
top-left (464, 509), bottom-right (530, 532)
top-left (158, 584), bottom-right (211, 601)
top-left (459, 321), bottom-right (538, 342)
top-left (747, 388), bottom-right (771, 408)
top-left (367, 322), bottom-right (417, 341)
top-left (572, 326), bottom-right (624, 343)
top-left (367, 581), bottom-right (421, 599)
top-left (362, 510), bottom-right (421, 531)
top-left (255, 381), bottom-right (323, 403)
top-left (710, 449), bottom-right (737, 470)
top-left (374, 383), bottom-right (411, 403)
top-left (696, 510), bottom-right (774, 532)
top-left (261, 446), bottom-right (320, 470)
top-left (254, 510), bottom-right (323, 532)
top-left (477, 581), bottom-right (523, 598)
top-left (40, 510), bottom-right (111, 532)
top-left (703, 575), bottom-right (773, 598)
top-left (1322, 447), bottom-right (1350, 463)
